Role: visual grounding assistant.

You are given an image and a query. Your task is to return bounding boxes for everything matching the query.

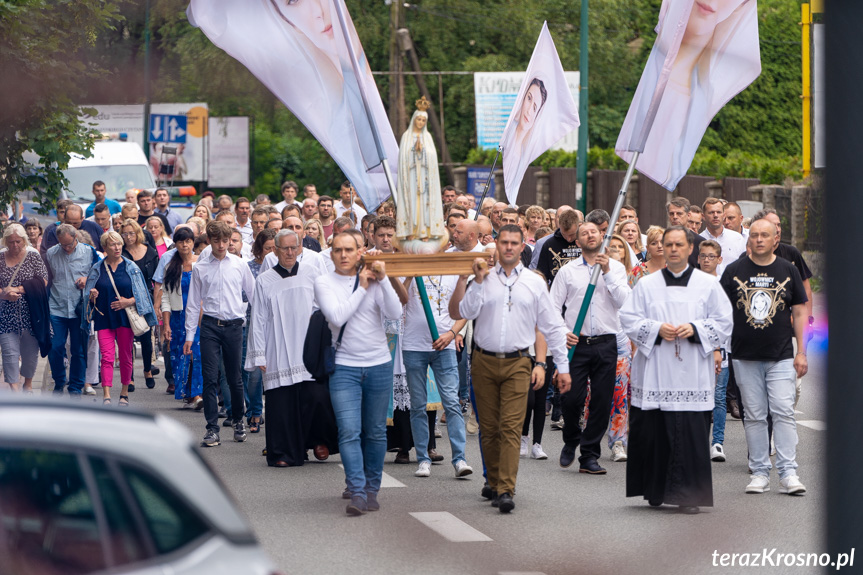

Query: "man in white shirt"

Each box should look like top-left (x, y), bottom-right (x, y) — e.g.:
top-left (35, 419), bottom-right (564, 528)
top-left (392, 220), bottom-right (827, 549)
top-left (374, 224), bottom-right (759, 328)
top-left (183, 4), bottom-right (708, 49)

top-left (700, 197), bottom-right (746, 276)
top-left (184, 220), bottom-right (256, 448)
top-left (723, 201), bottom-right (749, 240)
top-left (450, 224), bottom-right (572, 513)
top-left (274, 181), bottom-right (303, 213)
top-left (214, 211), bottom-right (252, 259)
top-left (550, 221), bottom-right (630, 475)
top-left (334, 181), bottom-right (367, 223)
top-left (234, 197), bottom-right (254, 245)
top-left (456, 194), bottom-right (477, 220)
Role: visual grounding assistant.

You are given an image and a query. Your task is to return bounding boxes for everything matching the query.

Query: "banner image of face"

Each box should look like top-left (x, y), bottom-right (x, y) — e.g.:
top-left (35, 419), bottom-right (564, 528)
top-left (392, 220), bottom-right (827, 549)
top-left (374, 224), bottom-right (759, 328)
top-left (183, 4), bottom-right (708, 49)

top-left (615, 0), bottom-right (761, 191)
top-left (188, 0), bottom-right (398, 212)
top-left (499, 22), bottom-right (580, 206)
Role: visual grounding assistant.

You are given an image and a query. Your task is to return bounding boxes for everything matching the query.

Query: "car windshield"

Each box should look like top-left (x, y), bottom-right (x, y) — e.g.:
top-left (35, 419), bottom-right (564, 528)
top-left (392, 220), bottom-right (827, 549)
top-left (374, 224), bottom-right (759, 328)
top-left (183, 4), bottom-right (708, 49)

top-left (63, 165), bottom-right (155, 202)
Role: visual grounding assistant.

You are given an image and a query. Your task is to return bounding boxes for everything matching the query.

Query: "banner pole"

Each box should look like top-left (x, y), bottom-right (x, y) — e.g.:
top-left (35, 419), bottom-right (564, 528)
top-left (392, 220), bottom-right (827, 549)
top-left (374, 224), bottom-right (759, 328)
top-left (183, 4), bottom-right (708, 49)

top-left (474, 147), bottom-right (502, 221)
top-left (332, 0), bottom-right (397, 200)
top-left (567, 151), bottom-right (639, 361)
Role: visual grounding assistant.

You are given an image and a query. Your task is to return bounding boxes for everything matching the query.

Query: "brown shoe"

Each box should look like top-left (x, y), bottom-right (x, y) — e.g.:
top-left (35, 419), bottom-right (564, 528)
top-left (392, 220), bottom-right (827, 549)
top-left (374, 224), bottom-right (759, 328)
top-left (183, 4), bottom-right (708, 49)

top-left (429, 448), bottom-right (444, 463)
top-left (313, 444), bottom-right (330, 461)
top-left (165, 384), bottom-right (175, 395)
top-left (394, 450), bottom-right (410, 464)
top-left (728, 399), bottom-right (742, 420)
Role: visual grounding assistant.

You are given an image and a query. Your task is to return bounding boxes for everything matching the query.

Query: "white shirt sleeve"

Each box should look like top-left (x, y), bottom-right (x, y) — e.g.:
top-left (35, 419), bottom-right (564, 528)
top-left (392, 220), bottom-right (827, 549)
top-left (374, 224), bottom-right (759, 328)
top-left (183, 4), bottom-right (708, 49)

top-left (314, 276), bottom-right (368, 328)
top-left (184, 265), bottom-right (203, 342)
top-left (458, 279), bottom-right (484, 321)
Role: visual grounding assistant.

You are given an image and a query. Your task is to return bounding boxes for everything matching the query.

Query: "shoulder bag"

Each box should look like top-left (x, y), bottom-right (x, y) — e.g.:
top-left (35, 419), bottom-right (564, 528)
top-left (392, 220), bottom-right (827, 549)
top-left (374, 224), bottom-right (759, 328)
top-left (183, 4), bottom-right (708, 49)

top-left (303, 273), bottom-right (359, 380)
top-left (105, 263), bottom-right (150, 336)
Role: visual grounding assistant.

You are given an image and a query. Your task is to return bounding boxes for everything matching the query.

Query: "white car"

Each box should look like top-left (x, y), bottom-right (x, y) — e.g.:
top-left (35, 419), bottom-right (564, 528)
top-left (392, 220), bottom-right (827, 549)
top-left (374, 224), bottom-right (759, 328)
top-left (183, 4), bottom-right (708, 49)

top-left (0, 397), bottom-right (282, 575)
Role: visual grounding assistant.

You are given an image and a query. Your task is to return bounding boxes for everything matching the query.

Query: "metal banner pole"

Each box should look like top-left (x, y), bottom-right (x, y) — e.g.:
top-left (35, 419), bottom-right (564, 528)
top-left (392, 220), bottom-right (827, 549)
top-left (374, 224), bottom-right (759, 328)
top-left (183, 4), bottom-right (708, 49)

top-left (474, 147), bottom-right (502, 221)
top-left (567, 151), bottom-right (639, 360)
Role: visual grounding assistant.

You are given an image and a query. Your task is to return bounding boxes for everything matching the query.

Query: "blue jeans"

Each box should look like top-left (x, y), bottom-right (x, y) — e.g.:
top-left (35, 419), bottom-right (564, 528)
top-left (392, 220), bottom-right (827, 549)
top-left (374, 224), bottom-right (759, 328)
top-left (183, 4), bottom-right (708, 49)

top-left (403, 349), bottom-right (467, 466)
top-left (49, 315), bottom-right (86, 394)
top-left (712, 367), bottom-right (729, 445)
top-left (733, 359), bottom-right (799, 479)
top-left (241, 323), bottom-right (263, 418)
top-left (329, 361), bottom-right (393, 499)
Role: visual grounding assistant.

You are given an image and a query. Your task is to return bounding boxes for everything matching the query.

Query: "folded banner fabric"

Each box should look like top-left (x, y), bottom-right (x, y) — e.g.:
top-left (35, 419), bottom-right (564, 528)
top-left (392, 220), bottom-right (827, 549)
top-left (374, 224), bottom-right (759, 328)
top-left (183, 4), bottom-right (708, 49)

top-left (615, 0), bottom-right (761, 191)
top-left (499, 22), bottom-right (580, 206)
top-left (188, 0), bottom-right (397, 211)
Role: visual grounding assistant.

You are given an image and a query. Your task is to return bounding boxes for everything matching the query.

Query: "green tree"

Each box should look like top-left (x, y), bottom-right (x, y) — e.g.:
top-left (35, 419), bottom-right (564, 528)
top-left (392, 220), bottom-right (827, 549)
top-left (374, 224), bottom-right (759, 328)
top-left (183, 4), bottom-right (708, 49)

top-left (0, 0), bottom-right (123, 214)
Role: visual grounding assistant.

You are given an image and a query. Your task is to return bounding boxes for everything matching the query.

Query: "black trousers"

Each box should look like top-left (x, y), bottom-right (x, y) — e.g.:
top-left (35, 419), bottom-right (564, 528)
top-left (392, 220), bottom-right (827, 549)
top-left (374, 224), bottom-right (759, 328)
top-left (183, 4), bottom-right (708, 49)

top-left (135, 328), bottom-right (153, 374)
top-left (200, 317), bottom-right (245, 433)
top-left (523, 355), bottom-right (552, 444)
top-left (561, 336), bottom-right (617, 464)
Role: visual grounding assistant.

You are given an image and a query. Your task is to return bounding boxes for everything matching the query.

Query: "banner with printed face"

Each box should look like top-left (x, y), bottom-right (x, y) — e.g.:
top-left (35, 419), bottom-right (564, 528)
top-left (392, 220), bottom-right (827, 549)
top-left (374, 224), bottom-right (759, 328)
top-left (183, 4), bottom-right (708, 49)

top-left (188, 0), bottom-right (397, 211)
top-left (616, 0), bottom-right (761, 191)
top-left (499, 23), bottom-right (580, 206)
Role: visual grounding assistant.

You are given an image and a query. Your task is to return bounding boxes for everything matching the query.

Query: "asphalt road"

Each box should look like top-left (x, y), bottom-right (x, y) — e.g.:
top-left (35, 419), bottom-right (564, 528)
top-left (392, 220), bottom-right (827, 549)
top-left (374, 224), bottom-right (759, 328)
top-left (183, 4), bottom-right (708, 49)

top-left (31, 295), bottom-right (832, 575)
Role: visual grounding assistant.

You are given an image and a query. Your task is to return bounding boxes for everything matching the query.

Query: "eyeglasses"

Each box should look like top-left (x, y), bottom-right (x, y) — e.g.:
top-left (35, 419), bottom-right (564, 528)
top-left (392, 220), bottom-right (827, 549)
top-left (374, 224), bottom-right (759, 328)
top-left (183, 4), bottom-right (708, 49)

top-left (121, 232), bottom-right (136, 238)
top-left (698, 254), bottom-right (718, 261)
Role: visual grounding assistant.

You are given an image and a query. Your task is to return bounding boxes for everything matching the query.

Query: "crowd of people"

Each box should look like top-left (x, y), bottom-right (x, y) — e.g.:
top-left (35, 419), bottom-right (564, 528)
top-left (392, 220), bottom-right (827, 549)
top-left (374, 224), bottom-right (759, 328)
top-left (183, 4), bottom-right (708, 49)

top-left (0, 178), bottom-right (813, 516)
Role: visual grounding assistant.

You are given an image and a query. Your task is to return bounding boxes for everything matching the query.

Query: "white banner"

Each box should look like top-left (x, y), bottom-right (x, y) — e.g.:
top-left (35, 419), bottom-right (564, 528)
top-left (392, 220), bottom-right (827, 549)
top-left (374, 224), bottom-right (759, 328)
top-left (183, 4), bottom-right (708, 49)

top-left (208, 117), bottom-right (249, 188)
top-left (149, 102), bottom-right (209, 182)
top-left (616, 0), bottom-right (761, 190)
top-left (188, 0), bottom-right (397, 211)
top-left (79, 105), bottom-right (146, 149)
top-left (499, 22), bottom-right (580, 205)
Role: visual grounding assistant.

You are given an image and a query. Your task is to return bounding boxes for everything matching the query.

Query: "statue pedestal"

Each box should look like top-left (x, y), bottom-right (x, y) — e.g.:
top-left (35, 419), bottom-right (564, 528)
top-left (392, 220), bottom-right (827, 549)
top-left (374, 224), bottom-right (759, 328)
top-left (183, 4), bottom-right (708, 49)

top-left (363, 251), bottom-right (492, 277)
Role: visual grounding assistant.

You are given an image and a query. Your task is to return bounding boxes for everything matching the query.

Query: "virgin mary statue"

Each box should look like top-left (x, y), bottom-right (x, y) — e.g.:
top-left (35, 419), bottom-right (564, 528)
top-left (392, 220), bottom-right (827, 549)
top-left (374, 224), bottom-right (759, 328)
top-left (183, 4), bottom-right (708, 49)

top-left (395, 96), bottom-right (448, 254)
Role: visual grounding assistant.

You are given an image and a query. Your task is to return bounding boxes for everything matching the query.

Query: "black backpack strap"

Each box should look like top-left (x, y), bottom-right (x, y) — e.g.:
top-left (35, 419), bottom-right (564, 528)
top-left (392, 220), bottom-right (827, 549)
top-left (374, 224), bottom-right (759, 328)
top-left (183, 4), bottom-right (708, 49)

top-left (334, 273), bottom-right (360, 349)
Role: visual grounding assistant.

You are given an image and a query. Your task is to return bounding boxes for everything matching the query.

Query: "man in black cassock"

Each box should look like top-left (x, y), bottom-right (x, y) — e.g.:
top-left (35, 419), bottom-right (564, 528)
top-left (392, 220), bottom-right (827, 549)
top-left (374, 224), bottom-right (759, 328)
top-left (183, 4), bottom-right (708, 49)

top-left (620, 227), bottom-right (733, 514)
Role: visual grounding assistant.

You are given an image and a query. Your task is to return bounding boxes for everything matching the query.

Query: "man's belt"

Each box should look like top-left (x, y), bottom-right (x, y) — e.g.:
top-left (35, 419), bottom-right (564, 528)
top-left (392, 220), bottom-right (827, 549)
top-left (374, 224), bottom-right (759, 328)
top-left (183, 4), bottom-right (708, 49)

top-left (578, 334), bottom-right (616, 345)
top-left (202, 315), bottom-right (244, 327)
top-left (473, 345), bottom-right (530, 359)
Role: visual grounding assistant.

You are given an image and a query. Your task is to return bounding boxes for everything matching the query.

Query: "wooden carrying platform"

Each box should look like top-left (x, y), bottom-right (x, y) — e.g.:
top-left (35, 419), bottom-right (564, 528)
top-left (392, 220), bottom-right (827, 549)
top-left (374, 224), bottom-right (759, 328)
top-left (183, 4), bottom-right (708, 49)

top-left (362, 251), bottom-right (492, 277)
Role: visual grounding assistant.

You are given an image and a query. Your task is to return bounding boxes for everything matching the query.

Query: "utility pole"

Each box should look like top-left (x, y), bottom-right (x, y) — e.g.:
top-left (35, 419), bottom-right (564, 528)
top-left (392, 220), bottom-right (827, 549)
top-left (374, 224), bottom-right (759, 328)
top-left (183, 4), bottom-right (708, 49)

top-left (388, 0), bottom-right (406, 136)
top-left (143, 0), bottom-right (151, 160)
top-left (398, 28), bottom-right (454, 184)
top-left (575, 0), bottom-right (589, 213)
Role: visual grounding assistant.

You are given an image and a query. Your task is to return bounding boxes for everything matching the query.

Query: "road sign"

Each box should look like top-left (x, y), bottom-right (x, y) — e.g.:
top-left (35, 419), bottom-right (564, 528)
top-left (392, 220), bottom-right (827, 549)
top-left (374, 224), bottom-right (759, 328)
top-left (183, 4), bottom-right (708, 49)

top-left (149, 114), bottom-right (187, 143)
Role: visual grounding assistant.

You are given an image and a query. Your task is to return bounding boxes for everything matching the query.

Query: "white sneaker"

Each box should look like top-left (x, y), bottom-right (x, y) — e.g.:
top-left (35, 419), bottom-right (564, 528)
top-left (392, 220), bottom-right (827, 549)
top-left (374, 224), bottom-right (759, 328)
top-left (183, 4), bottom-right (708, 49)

top-left (550, 419), bottom-right (564, 430)
top-left (83, 385), bottom-right (96, 396)
top-left (530, 443), bottom-right (548, 460)
top-left (745, 475), bottom-right (770, 494)
top-left (779, 475), bottom-right (807, 495)
top-left (520, 435), bottom-right (530, 457)
top-left (611, 441), bottom-right (627, 462)
top-left (415, 461), bottom-right (431, 477)
top-left (434, 424), bottom-right (442, 438)
top-left (454, 460), bottom-right (473, 478)
top-left (711, 443), bottom-right (726, 462)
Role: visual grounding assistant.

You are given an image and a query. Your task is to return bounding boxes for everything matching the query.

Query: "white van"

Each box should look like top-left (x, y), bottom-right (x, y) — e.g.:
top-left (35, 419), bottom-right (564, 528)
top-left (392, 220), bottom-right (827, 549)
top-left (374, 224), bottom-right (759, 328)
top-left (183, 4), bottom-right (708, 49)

top-left (62, 138), bottom-right (157, 203)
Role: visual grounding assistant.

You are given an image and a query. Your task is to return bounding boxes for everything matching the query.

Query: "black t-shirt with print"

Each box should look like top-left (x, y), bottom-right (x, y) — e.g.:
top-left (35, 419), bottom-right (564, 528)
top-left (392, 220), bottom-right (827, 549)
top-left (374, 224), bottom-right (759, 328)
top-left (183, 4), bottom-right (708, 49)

top-left (720, 255), bottom-right (807, 361)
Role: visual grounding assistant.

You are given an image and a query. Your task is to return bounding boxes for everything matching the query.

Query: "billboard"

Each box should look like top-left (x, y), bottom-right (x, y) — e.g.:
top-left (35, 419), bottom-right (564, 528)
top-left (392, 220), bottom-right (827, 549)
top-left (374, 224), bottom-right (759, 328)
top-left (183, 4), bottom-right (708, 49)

top-left (474, 71), bottom-right (580, 152)
top-left (148, 103), bottom-right (209, 182)
top-left (208, 117), bottom-right (250, 188)
top-left (79, 104), bottom-right (146, 148)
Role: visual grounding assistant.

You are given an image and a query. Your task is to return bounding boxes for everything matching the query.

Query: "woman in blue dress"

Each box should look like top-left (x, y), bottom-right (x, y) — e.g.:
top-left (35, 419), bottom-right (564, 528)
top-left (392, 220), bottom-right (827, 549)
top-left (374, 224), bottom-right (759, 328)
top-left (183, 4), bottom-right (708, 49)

top-left (159, 227), bottom-right (203, 406)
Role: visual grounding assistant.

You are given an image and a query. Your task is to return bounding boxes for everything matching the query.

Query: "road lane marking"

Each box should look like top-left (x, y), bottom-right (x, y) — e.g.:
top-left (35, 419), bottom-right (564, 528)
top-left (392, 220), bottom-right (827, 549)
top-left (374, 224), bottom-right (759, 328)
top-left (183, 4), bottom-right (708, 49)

top-left (410, 511), bottom-right (492, 542)
top-left (797, 420), bottom-right (826, 431)
top-left (338, 465), bottom-right (405, 487)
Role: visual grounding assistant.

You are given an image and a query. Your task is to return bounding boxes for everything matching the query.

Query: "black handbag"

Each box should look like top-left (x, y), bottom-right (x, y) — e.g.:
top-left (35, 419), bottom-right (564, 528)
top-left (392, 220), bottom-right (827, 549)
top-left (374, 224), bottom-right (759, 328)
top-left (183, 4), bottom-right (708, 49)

top-left (303, 274), bottom-right (358, 381)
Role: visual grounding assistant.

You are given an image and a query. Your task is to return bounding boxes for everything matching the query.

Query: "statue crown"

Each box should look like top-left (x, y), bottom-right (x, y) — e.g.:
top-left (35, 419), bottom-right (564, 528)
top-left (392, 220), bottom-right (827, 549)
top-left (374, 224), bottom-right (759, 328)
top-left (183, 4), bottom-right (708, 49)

top-left (415, 96), bottom-right (431, 112)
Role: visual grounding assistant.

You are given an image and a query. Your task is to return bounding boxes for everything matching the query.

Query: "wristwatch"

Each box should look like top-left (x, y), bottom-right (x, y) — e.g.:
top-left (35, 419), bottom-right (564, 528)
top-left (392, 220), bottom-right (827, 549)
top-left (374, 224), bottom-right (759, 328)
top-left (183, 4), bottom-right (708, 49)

top-left (535, 361), bottom-right (547, 369)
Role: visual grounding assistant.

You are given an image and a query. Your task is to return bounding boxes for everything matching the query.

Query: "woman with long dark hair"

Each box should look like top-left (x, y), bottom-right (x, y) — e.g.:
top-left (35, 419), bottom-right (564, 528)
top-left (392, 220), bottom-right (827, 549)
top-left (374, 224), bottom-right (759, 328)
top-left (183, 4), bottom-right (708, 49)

top-left (160, 227), bottom-right (203, 407)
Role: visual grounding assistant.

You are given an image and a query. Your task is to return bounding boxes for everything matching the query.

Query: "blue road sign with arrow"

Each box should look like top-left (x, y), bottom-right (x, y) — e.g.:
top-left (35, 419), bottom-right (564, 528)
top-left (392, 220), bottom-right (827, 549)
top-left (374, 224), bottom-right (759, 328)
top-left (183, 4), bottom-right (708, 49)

top-left (149, 114), bottom-right (187, 143)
